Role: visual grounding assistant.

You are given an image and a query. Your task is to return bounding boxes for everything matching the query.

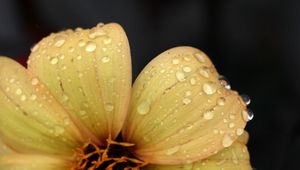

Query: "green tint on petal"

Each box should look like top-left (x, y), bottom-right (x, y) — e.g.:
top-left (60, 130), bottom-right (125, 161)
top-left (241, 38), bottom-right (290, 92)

top-left (0, 154), bottom-right (69, 170)
top-left (0, 57), bottom-right (83, 155)
top-left (28, 23), bottom-right (131, 144)
top-left (124, 47), bottom-right (248, 164)
top-left (145, 132), bottom-right (252, 170)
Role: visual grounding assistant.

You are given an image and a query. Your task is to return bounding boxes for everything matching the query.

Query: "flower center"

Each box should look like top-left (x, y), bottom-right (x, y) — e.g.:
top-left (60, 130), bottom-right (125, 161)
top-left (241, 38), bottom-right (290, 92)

top-left (71, 135), bottom-right (147, 170)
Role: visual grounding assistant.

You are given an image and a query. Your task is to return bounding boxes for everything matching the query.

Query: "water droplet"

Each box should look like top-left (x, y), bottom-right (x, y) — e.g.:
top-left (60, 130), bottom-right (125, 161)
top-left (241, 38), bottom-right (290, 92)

top-left (103, 37), bottom-right (112, 44)
top-left (104, 103), bottom-right (114, 112)
top-left (203, 111), bottom-right (214, 120)
top-left (16, 89), bottom-right (22, 95)
top-left (236, 128), bottom-right (244, 136)
top-left (198, 67), bottom-right (210, 78)
top-left (194, 52), bottom-right (205, 62)
top-left (88, 28), bottom-right (106, 39)
top-left (68, 47), bottom-right (75, 52)
top-left (85, 41), bottom-right (97, 52)
top-left (9, 78), bottom-right (15, 83)
top-left (50, 57), bottom-right (59, 65)
top-left (190, 78), bottom-right (196, 85)
top-left (222, 134), bottom-right (233, 147)
top-left (176, 71), bottom-right (185, 82)
top-left (219, 75), bottom-right (231, 89)
top-left (183, 66), bottom-right (192, 73)
top-left (101, 56), bottom-right (110, 63)
top-left (54, 36), bottom-right (65, 47)
top-left (137, 101), bottom-right (150, 115)
top-left (30, 94), bottom-right (37, 101)
top-left (20, 95), bottom-right (27, 101)
top-left (229, 123), bottom-right (235, 128)
top-left (183, 98), bottom-right (192, 105)
top-left (185, 91), bottom-right (192, 97)
top-left (54, 125), bottom-right (65, 136)
top-left (172, 59), bottom-right (180, 64)
top-left (31, 78), bottom-right (39, 86)
top-left (76, 55), bottom-right (82, 60)
top-left (240, 94), bottom-right (251, 105)
top-left (31, 44), bottom-right (39, 52)
top-left (202, 82), bottom-right (217, 95)
top-left (165, 146), bottom-right (180, 155)
top-left (247, 108), bottom-right (254, 120)
top-left (78, 39), bottom-right (86, 47)
top-left (217, 97), bottom-right (226, 106)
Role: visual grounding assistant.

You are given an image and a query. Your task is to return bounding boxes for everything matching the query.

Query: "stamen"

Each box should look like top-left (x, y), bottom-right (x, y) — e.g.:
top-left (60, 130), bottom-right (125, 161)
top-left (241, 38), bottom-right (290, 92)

top-left (71, 136), bottom-right (148, 170)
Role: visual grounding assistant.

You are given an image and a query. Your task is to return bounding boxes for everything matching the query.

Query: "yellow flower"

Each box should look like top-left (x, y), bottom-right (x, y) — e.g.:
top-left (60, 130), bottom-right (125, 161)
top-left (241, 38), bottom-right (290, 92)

top-left (0, 23), bottom-right (252, 169)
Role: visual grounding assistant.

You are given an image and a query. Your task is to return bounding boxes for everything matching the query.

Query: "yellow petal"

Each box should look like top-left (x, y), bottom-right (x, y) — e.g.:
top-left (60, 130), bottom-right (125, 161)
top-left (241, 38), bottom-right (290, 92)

top-left (144, 132), bottom-right (252, 170)
top-left (27, 23), bottom-right (131, 143)
top-left (0, 154), bottom-right (69, 170)
top-left (123, 47), bottom-right (248, 164)
top-left (0, 57), bottom-right (83, 155)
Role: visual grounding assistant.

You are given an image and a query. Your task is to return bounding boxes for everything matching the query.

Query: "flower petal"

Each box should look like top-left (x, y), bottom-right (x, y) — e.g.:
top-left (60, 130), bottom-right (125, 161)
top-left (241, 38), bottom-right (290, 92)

top-left (0, 154), bottom-right (69, 170)
top-left (27, 23), bottom-right (131, 143)
top-left (123, 47), bottom-right (248, 164)
top-left (144, 132), bottom-right (252, 170)
top-left (0, 57), bottom-right (83, 155)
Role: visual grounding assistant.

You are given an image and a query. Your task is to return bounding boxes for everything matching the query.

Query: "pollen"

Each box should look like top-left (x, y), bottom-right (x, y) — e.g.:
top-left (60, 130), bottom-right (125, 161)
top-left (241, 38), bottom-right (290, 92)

top-left (71, 136), bottom-right (148, 170)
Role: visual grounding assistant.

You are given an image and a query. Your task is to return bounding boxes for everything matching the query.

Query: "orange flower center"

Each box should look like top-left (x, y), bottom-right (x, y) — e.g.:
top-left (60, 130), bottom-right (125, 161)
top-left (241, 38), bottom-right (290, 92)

top-left (71, 136), bottom-right (148, 170)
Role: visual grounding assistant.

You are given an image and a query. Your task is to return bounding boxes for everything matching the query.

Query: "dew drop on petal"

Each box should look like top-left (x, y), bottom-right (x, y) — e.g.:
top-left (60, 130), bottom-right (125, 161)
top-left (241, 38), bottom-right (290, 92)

top-left (79, 110), bottom-right (87, 116)
top-left (222, 134), bottom-right (233, 147)
top-left (229, 123), bottom-right (235, 128)
top-left (54, 36), bottom-right (65, 47)
top-left (30, 94), bottom-right (37, 101)
top-left (31, 44), bottom-right (39, 52)
top-left (236, 128), bottom-right (244, 136)
top-left (182, 98), bottom-right (192, 105)
top-left (103, 37), bottom-right (112, 44)
top-left (219, 75), bottom-right (231, 89)
top-left (31, 78), bottom-right (39, 86)
top-left (88, 27), bottom-right (106, 39)
top-left (217, 97), bottom-right (226, 106)
top-left (104, 103), bottom-right (114, 112)
top-left (16, 89), bottom-right (22, 95)
top-left (165, 146), bottom-right (180, 155)
top-left (50, 57), bottom-right (59, 65)
top-left (85, 41), bottom-right (97, 52)
top-left (194, 52), bottom-right (205, 62)
top-left (203, 111), bottom-right (214, 120)
top-left (190, 78), bottom-right (196, 85)
top-left (176, 71), bottom-right (185, 82)
top-left (240, 94), bottom-right (251, 105)
top-left (202, 82), bottom-right (217, 95)
top-left (20, 95), bottom-right (27, 101)
top-left (137, 101), bottom-right (150, 115)
top-left (101, 56), bottom-right (110, 63)
top-left (198, 67), bottom-right (210, 78)
top-left (78, 39), bottom-right (86, 47)
top-left (172, 59), bottom-right (180, 65)
top-left (242, 109), bottom-right (254, 122)
top-left (247, 108), bottom-right (254, 120)
top-left (183, 66), bottom-right (192, 73)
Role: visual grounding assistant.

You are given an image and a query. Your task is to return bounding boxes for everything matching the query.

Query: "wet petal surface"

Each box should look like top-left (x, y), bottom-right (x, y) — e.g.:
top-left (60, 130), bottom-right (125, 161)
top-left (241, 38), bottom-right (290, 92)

top-left (124, 47), bottom-right (248, 164)
top-left (28, 23), bottom-right (132, 143)
top-left (0, 57), bottom-right (83, 155)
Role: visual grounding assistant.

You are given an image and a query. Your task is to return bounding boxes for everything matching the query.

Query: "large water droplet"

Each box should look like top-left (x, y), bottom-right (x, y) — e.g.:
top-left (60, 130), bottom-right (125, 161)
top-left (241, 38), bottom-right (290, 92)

top-left (88, 28), bottom-right (106, 39)
top-left (20, 95), bottom-right (27, 101)
top-left (54, 36), bottom-right (65, 47)
top-left (50, 57), bottom-right (59, 65)
top-left (85, 41), bottom-right (97, 52)
top-left (202, 82), bottom-right (217, 95)
top-left (219, 75), bottom-right (231, 89)
top-left (240, 94), bottom-right (251, 105)
top-left (172, 59), bottom-right (180, 65)
top-left (165, 146), bottom-right (180, 155)
top-left (176, 71), bottom-right (185, 82)
top-left (78, 39), bottom-right (86, 47)
top-left (198, 67), bottom-right (210, 78)
top-left (137, 101), bottom-right (150, 115)
top-left (222, 134), bottom-right (233, 147)
top-left (247, 109), bottom-right (254, 120)
top-left (242, 109), bottom-right (254, 122)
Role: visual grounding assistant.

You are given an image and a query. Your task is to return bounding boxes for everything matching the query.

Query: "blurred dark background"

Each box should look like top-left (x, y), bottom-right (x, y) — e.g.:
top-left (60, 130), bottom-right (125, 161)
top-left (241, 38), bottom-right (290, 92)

top-left (0, 0), bottom-right (299, 169)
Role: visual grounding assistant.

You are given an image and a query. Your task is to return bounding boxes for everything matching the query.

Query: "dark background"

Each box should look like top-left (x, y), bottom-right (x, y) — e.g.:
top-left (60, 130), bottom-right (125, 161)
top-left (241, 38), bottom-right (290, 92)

top-left (1, 0), bottom-right (299, 169)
